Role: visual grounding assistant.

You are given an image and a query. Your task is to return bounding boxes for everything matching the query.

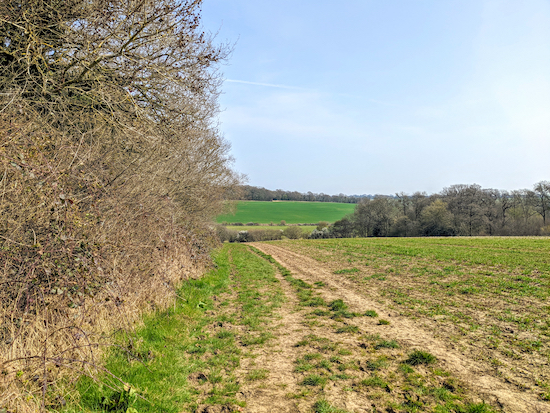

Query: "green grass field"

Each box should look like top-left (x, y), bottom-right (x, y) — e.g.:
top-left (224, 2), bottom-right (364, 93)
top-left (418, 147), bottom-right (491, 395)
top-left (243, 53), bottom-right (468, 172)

top-left (65, 244), bottom-right (284, 412)
top-left (216, 201), bottom-right (355, 224)
top-left (225, 225), bottom-right (316, 234)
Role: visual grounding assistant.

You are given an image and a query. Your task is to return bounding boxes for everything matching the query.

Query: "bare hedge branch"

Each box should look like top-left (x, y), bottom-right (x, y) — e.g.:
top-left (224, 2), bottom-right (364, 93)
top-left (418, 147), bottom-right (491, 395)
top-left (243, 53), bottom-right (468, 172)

top-left (0, 1), bottom-right (241, 410)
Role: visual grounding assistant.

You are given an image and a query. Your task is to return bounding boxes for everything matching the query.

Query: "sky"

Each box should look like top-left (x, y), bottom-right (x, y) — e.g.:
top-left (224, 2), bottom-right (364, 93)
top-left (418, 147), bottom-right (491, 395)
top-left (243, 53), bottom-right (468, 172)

top-left (200, 0), bottom-right (550, 195)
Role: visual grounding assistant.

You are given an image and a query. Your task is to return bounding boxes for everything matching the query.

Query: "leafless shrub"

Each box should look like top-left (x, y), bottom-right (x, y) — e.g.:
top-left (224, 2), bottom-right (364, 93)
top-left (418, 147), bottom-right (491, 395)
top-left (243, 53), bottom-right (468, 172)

top-left (309, 228), bottom-right (331, 239)
top-left (283, 226), bottom-right (304, 239)
top-left (247, 229), bottom-right (283, 242)
top-left (216, 225), bottom-right (238, 243)
top-left (0, 1), bottom-right (240, 410)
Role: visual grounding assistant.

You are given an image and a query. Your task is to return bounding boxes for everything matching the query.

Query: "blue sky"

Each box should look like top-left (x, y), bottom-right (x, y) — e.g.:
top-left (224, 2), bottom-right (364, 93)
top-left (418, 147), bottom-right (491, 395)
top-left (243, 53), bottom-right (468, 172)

top-left (201, 0), bottom-right (550, 195)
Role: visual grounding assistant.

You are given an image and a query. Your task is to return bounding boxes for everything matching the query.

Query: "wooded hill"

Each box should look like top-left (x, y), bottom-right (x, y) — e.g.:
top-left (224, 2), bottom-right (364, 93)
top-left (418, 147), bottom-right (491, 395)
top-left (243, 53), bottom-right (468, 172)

top-left (238, 185), bottom-right (366, 203)
top-left (232, 182), bottom-right (550, 239)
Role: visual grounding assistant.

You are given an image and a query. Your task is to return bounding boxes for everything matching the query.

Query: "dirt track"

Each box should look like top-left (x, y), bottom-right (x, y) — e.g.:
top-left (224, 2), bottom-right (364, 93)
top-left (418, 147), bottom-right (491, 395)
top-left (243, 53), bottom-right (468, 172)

top-left (249, 242), bottom-right (549, 413)
top-left (235, 265), bottom-right (307, 413)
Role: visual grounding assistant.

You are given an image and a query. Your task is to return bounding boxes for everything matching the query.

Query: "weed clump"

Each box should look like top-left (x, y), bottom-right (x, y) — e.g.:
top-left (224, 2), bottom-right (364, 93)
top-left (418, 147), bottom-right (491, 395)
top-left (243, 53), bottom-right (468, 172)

top-left (399, 364), bottom-right (414, 374)
top-left (374, 340), bottom-right (399, 350)
top-left (317, 360), bottom-right (333, 372)
top-left (360, 375), bottom-right (390, 391)
top-left (335, 325), bottom-right (359, 334)
top-left (363, 358), bottom-right (388, 371)
top-left (302, 297), bottom-right (326, 307)
top-left (405, 350), bottom-right (437, 366)
top-left (332, 310), bottom-right (358, 320)
top-left (364, 310), bottom-right (378, 317)
top-left (246, 369), bottom-right (269, 381)
top-left (329, 299), bottom-right (348, 312)
top-left (326, 299), bottom-right (358, 320)
top-left (312, 309), bottom-right (331, 317)
top-left (289, 277), bottom-right (313, 289)
top-left (464, 402), bottom-right (497, 413)
top-left (313, 399), bottom-right (350, 413)
top-left (295, 362), bottom-right (315, 372)
top-left (301, 374), bottom-right (328, 387)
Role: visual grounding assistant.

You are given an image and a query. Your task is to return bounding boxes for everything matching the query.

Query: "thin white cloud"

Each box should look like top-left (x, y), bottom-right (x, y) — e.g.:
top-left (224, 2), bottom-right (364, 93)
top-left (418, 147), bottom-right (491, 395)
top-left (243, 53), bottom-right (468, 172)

top-left (226, 79), bottom-right (397, 107)
top-left (224, 79), bottom-right (308, 90)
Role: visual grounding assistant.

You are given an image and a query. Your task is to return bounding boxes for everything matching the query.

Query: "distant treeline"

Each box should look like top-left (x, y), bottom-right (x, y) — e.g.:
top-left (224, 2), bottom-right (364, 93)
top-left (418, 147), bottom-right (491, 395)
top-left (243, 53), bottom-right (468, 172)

top-left (225, 182), bottom-right (550, 242)
top-left (326, 182), bottom-right (550, 238)
top-left (238, 185), bottom-right (371, 203)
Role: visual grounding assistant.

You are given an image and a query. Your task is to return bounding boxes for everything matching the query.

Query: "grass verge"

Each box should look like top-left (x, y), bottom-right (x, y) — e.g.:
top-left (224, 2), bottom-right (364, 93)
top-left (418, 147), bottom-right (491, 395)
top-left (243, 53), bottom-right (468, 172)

top-left (61, 244), bottom-right (283, 412)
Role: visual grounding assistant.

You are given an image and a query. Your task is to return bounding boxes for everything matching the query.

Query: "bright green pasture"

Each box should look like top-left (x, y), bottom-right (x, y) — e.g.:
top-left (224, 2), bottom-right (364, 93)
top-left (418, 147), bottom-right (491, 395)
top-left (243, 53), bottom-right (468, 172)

top-left (216, 201), bottom-right (355, 224)
top-left (225, 225), bottom-right (316, 234)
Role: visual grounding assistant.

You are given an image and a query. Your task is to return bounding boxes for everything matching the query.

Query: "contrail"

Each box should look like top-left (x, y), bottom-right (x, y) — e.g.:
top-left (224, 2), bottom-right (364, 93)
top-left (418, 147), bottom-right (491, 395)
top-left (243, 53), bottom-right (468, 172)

top-left (224, 79), bottom-right (308, 90)
top-left (225, 79), bottom-right (395, 105)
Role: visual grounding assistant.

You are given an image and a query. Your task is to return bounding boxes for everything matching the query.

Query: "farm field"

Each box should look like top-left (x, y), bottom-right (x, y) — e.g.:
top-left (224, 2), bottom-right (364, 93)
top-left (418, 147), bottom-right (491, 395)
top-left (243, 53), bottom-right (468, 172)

top-left (258, 236), bottom-right (550, 411)
top-left (67, 237), bottom-right (550, 413)
top-left (225, 225), bottom-right (316, 234)
top-left (216, 201), bottom-right (355, 224)
top-left (68, 243), bottom-right (513, 413)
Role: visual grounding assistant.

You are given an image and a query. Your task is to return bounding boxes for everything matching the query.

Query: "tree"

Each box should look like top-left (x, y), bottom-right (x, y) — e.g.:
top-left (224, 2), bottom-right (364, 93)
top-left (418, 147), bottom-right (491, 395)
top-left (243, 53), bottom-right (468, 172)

top-left (507, 190), bottom-right (539, 234)
top-left (330, 217), bottom-right (355, 238)
top-left (353, 199), bottom-right (374, 237)
top-left (410, 191), bottom-right (429, 220)
top-left (420, 200), bottom-right (455, 236)
top-left (1, 0), bottom-right (239, 225)
top-left (1, 0), bottom-right (225, 125)
top-left (368, 197), bottom-right (394, 236)
top-left (495, 190), bottom-right (513, 232)
top-left (352, 196), bottom-right (395, 237)
top-left (534, 181), bottom-right (550, 226)
top-left (479, 188), bottom-right (500, 235)
top-left (395, 192), bottom-right (410, 217)
top-left (390, 215), bottom-right (417, 237)
top-left (442, 184), bottom-right (485, 236)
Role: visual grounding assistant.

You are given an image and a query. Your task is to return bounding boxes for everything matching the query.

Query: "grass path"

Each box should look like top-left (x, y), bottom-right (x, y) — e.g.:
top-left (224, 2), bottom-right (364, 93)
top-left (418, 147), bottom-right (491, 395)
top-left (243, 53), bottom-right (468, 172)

top-left (63, 243), bottom-right (520, 412)
top-left (62, 244), bottom-right (283, 412)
